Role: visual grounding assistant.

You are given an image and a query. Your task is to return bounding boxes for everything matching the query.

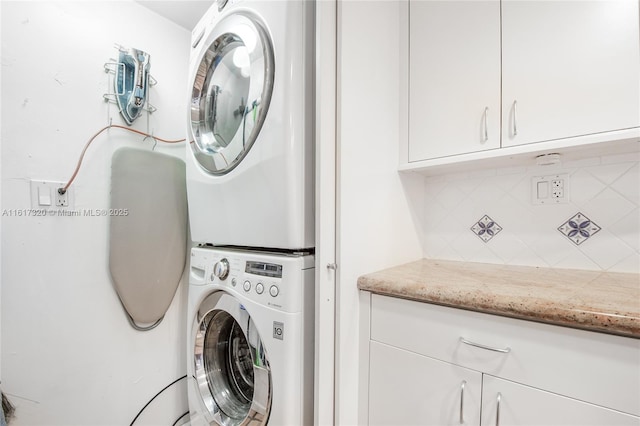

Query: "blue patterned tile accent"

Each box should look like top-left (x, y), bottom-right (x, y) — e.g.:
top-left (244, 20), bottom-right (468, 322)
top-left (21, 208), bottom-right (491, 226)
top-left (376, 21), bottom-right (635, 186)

top-left (558, 212), bottom-right (601, 245)
top-left (471, 215), bottom-right (502, 242)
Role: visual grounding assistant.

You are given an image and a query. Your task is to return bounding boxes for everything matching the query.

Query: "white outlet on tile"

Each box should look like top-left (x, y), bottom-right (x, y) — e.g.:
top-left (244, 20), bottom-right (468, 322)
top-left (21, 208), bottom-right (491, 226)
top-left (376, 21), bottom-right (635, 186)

top-left (30, 180), bottom-right (74, 209)
top-left (532, 174), bottom-right (569, 205)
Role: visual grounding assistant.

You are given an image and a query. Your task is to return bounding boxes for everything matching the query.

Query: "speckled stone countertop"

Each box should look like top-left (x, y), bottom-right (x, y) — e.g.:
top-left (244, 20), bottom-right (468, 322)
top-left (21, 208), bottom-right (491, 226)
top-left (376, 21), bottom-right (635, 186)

top-left (357, 259), bottom-right (640, 338)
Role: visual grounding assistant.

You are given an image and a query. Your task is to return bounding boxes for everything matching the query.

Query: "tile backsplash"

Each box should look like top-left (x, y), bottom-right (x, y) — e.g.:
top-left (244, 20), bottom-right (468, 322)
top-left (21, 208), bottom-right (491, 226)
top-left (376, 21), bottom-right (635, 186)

top-left (421, 152), bottom-right (639, 273)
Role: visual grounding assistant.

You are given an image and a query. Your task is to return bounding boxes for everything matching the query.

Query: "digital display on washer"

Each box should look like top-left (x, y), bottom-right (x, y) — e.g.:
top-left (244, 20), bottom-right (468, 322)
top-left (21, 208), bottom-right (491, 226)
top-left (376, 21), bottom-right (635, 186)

top-left (245, 261), bottom-right (283, 278)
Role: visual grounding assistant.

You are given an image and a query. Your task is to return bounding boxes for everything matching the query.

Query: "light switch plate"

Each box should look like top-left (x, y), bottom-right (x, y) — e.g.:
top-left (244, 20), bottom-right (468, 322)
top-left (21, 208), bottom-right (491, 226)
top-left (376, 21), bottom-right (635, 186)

top-left (30, 180), bottom-right (74, 210)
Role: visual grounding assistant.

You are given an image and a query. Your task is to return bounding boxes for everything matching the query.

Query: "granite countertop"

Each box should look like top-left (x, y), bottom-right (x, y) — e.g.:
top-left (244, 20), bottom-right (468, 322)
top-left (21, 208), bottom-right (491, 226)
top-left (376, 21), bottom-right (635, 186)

top-left (357, 259), bottom-right (640, 338)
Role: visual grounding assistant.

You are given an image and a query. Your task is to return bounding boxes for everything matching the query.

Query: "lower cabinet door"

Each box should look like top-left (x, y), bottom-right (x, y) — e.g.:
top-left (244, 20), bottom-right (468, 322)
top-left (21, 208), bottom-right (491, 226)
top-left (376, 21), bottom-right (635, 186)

top-left (368, 340), bottom-right (482, 426)
top-left (481, 375), bottom-right (640, 426)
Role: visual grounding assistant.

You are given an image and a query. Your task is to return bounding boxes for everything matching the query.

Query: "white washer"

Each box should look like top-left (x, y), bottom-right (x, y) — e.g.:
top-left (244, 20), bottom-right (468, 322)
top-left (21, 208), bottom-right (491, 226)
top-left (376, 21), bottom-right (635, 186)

top-left (186, 0), bottom-right (315, 251)
top-left (187, 246), bottom-right (314, 426)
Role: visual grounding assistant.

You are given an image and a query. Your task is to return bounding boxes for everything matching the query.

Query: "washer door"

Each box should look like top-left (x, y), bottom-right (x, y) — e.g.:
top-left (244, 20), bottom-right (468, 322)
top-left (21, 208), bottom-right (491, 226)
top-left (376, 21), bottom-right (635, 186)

top-left (189, 12), bottom-right (274, 175)
top-left (193, 292), bottom-right (272, 425)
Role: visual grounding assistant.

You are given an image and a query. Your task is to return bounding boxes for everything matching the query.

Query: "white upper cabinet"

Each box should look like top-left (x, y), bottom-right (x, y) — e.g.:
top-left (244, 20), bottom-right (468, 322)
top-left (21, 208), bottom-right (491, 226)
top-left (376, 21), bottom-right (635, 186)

top-left (406, 0), bottom-right (640, 167)
top-left (502, 0), bottom-right (640, 147)
top-left (409, 0), bottom-right (501, 161)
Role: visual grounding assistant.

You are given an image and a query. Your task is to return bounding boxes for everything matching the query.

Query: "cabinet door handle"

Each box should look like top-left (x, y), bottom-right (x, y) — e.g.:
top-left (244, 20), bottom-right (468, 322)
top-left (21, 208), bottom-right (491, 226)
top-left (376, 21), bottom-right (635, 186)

top-left (513, 100), bottom-right (518, 136)
top-left (496, 392), bottom-right (502, 426)
top-left (460, 337), bottom-right (511, 353)
top-left (483, 107), bottom-right (489, 142)
top-left (459, 380), bottom-right (466, 424)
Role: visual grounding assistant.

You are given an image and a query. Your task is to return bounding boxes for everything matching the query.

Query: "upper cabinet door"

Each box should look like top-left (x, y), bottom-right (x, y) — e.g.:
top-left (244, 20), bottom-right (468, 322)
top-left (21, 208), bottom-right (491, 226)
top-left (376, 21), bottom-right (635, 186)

top-left (408, 0), bottom-right (501, 161)
top-left (502, 0), bottom-right (640, 147)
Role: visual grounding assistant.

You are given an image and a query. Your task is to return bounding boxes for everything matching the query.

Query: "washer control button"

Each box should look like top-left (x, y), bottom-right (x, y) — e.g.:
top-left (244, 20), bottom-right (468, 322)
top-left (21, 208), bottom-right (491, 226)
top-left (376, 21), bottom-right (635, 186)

top-left (243, 280), bottom-right (251, 292)
top-left (255, 283), bottom-right (264, 294)
top-left (269, 285), bottom-right (279, 297)
top-left (231, 278), bottom-right (237, 287)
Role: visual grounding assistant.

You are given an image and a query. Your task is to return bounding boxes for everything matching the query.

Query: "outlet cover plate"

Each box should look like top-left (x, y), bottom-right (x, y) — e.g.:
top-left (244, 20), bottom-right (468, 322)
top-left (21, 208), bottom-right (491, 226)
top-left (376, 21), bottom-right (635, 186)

top-left (30, 180), bottom-right (74, 210)
top-left (532, 173), bottom-right (569, 205)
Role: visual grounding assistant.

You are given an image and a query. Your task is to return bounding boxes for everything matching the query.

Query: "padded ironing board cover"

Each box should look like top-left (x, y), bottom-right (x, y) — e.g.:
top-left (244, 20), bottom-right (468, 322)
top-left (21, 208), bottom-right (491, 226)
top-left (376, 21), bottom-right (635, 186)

top-left (109, 147), bottom-right (188, 327)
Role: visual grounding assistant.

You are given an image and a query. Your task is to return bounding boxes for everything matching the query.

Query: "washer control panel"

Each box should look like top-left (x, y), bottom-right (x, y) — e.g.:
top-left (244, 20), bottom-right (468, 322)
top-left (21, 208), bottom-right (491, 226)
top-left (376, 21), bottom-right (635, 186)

top-left (190, 247), bottom-right (314, 313)
top-left (245, 260), bottom-right (283, 278)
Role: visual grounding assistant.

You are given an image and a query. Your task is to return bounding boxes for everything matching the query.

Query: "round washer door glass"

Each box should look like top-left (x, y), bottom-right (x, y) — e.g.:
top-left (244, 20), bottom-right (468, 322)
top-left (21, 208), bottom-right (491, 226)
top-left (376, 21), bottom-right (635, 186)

top-left (193, 292), bottom-right (272, 425)
top-left (190, 13), bottom-right (274, 175)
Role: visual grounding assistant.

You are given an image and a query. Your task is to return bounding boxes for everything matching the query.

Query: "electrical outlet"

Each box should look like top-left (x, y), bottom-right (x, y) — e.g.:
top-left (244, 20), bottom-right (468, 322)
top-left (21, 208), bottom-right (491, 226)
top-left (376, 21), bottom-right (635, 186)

top-left (551, 187), bottom-right (564, 198)
top-left (551, 178), bottom-right (564, 199)
top-left (532, 173), bottom-right (569, 205)
top-left (55, 187), bottom-right (69, 207)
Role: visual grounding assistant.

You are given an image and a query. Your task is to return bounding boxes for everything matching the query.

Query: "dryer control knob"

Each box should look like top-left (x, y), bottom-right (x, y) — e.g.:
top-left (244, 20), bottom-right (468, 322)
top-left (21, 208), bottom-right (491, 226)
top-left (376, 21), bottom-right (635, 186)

top-left (213, 258), bottom-right (230, 280)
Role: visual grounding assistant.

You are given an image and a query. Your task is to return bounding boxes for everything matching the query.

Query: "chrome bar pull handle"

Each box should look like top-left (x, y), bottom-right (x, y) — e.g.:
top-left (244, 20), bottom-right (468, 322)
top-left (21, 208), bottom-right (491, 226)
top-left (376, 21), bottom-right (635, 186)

top-left (460, 337), bottom-right (511, 353)
top-left (459, 380), bottom-right (467, 424)
top-left (496, 393), bottom-right (502, 426)
top-left (483, 107), bottom-right (489, 142)
top-left (513, 100), bottom-right (518, 136)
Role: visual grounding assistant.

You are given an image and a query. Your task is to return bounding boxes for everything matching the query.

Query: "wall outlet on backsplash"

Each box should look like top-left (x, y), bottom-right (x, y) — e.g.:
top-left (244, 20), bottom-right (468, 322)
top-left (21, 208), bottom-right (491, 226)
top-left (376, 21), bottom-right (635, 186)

top-left (532, 173), bottom-right (569, 205)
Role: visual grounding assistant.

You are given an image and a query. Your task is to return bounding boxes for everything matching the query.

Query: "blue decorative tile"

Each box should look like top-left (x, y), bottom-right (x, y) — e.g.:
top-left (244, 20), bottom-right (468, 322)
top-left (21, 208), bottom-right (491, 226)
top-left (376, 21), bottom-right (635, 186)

top-left (471, 215), bottom-right (502, 242)
top-left (558, 212), bottom-right (601, 245)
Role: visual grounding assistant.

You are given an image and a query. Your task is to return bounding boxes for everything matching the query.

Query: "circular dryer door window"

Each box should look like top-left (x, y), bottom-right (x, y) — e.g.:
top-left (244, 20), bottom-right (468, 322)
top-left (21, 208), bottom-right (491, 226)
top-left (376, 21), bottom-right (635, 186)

top-left (193, 292), bottom-right (272, 425)
top-left (189, 13), bottom-right (274, 175)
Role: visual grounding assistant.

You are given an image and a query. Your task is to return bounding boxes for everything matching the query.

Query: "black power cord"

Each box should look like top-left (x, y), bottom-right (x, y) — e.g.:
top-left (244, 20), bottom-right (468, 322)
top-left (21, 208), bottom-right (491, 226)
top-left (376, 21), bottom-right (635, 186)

top-left (129, 375), bottom-right (188, 426)
top-left (172, 411), bottom-right (190, 426)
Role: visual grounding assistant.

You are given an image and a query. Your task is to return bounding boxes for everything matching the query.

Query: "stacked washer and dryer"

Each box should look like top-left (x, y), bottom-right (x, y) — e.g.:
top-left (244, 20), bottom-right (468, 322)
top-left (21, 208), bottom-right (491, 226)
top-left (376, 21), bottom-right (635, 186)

top-left (185, 0), bottom-right (315, 425)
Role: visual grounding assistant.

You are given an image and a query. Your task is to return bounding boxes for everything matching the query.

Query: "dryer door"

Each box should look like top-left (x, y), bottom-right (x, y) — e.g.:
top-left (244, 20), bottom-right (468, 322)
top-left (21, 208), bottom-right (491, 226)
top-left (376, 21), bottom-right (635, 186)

top-left (193, 292), bottom-right (272, 425)
top-left (189, 12), bottom-right (274, 175)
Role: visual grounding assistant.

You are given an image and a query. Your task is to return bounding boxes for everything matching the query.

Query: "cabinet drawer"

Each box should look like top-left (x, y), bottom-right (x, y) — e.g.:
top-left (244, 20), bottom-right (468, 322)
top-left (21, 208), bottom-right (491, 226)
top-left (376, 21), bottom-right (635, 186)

top-left (370, 294), bottom-right (640, 416)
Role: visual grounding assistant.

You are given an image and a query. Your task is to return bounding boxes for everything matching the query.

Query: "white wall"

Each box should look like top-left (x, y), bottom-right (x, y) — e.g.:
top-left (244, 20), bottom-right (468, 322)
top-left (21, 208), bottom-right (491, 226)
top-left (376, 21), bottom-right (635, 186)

top-left (1, 2), bottom-right (190, 424)
top-left (336, 1), bottom-right (423, 425)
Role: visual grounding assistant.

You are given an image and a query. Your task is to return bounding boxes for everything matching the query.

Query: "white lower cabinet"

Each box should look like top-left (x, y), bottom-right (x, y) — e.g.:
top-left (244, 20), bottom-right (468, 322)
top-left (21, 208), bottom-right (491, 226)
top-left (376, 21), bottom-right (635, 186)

top-left (481, 375), bottom-right (639, 426)
top-left (369, 341), bottom-right (482, 426)
top-left (365, 294), bottom-right (640, 426)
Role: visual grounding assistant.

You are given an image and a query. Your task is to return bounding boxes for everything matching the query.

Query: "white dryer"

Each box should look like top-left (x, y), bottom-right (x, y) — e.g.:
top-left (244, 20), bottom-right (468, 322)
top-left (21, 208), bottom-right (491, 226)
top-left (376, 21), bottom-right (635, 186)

top-left (186, 0), bottom-right (315, 251)
top-left (187, 246), bottom-right (314, 426)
